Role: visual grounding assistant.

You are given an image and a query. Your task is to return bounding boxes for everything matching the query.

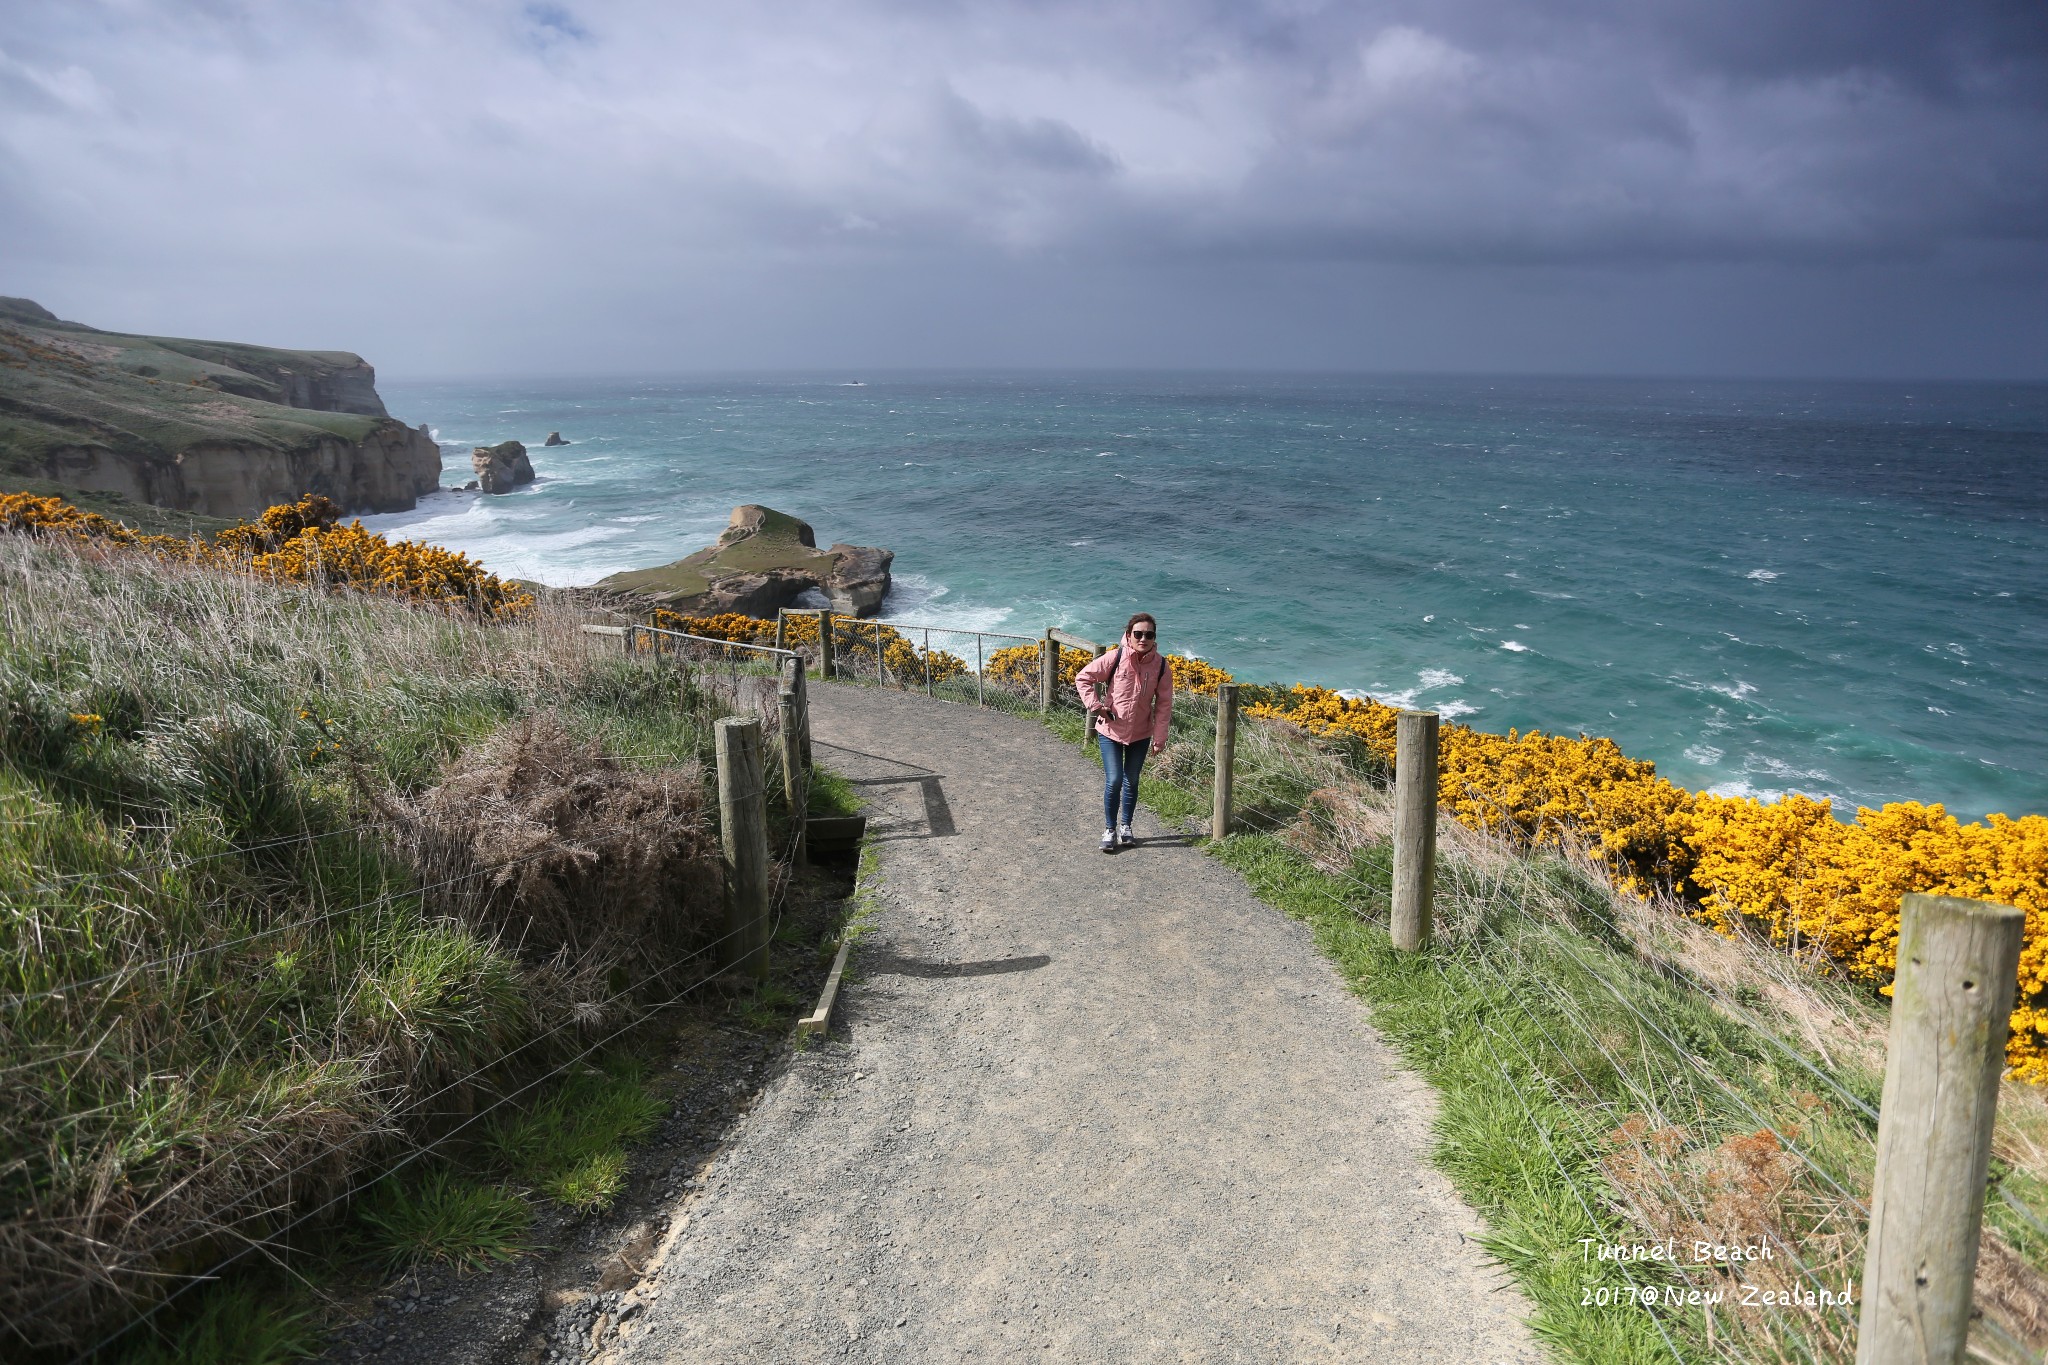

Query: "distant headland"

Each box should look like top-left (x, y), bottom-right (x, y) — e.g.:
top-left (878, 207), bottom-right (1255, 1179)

top-left (0, 296), bottom-right (439, 521)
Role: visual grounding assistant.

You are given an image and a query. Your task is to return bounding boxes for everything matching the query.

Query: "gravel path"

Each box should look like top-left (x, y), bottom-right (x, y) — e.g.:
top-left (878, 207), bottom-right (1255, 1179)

top-left (611, 683), bottom-right (1538, 1364)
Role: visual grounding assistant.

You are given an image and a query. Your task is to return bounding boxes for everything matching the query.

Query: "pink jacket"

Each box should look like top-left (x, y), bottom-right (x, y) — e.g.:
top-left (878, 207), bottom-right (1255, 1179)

top-left (1075, 646), bottom-right (1174, 748)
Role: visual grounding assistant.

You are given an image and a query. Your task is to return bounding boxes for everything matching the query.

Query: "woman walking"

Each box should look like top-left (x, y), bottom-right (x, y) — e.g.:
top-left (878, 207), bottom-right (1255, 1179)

top-left (1075, 612), bottom-right (1174, 853)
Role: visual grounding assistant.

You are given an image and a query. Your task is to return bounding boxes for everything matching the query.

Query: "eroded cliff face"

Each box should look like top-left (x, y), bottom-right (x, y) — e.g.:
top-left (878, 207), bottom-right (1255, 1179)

top-left (36, 420), bottom-right (441, 519)
top-left (0, 297), bottom-right (441, 519)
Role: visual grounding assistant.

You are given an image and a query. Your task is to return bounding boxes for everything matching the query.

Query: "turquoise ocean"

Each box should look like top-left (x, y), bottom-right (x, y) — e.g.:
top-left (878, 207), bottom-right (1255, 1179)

top-left (363, 374), bottom-right (2048, 823)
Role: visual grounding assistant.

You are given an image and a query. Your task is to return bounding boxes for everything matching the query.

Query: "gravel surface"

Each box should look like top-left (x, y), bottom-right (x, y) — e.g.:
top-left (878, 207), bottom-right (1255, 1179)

top-left (607, 683), bottom-right (1538, 1364)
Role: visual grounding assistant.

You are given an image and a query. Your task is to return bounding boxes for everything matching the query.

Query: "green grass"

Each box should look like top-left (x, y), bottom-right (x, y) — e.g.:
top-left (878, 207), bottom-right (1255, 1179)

top-left (481, 1059), bottom-right (667, 1213)
top-left (806, 766), bottom-right (862, 818)
top-left (356, 1170), bottom-right (533, 1273)
top-left (0, 537), bottom-right (740, 1359)
top-left (116, 1284), bottom-right (321, 1365)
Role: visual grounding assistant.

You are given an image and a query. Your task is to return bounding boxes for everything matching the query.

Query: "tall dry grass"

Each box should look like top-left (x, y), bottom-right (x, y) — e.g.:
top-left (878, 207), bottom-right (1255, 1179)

top-left (0, 535), bottom-right (734, 1354)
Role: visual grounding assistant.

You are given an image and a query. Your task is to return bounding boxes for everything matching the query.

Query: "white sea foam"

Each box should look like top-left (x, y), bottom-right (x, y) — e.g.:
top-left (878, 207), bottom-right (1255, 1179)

top-left (1684, 744), bottom-right (1724, 766)
top-left (875, 575), bottom-right (1016, 634)
top-left (1705, 779), bottom-right (1792, 802)
top-left (1501, 640), bottom-right (1530, 652)
top-left (1418, 669), bottom-right (1464, 690)
top-left (1748, 754), bottom-right (1833, 784)
top-left (1710, 680), bottom-right (1758, 701)
top-left (1746, 569), bottom-right (1779, 581)
top-left (1437, 700), bottom-right (1479, 719)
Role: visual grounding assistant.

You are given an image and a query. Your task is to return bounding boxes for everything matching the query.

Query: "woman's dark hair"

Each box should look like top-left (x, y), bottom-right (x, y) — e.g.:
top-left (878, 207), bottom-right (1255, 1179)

top-left (1125, 612), bottom-right (1156, 637)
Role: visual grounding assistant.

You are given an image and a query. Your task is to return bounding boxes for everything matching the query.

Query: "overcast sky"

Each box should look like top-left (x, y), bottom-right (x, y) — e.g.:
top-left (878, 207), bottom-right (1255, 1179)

top-left (3, 0), bottom-right (2045, 379)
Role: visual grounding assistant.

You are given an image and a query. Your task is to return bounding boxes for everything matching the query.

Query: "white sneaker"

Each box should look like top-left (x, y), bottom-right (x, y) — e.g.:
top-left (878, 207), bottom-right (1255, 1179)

top-left (1100, 828), bottom-right (1118, 854)
top-left (1118, 823), bottom-right (1137, 848)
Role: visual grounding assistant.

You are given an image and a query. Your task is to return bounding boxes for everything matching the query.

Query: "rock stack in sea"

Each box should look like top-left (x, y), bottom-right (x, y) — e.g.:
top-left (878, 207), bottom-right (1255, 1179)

top-left (472, 441), bottom-right (535, 494)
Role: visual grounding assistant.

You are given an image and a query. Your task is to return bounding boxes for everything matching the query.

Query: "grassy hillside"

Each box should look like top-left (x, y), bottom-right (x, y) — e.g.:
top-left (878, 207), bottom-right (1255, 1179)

top-left (0, 297), bottom-right (388, 481)
top-left (0, 532), bottom-right (820, 1359)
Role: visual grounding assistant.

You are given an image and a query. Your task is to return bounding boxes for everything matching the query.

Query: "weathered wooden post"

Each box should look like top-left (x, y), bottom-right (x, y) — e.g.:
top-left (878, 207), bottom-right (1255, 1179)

top-left (777, 683), bottom-right (808, 867)
top-left (1082, 643), bottom-right (1109, 747)
top-left (1391, 710), bottom-right (1438, 952)
top-left (1856, 893), bottom-right (2025, 1365)
top-left (773, 610), bottom-right (788, 653)
top-left (1211, 683), bottom-right (1239, 840)
top-left (787, 654), bottom-right (813, 771)
top-left (1039, 629), bottom-right (1056, 713)
top-left (818, 611), bottom-right (835, 680)
top-left (715, 717), bottom-right (771, 980)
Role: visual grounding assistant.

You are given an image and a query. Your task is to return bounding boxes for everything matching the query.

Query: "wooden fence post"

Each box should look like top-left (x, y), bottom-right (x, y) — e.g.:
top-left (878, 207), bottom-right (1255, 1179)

top-left (1211, 683), bottom-right (1238, 840)
top-left (788, 654), bottom-right (812, 771)
top-left (1391, 710), bottom-right (1438, 953)
top-left (1039, 629), bottom-right (1055, 713)
top-left (818, 611), bottom-right (835, 680)
top-left (1856, 893), bottom-right (2025, 1365)
top-left (774, 610), bottom-right (788, 653)
top-left (1082, 643), bottom-right (1108, 748)
top-left (715, 717), bottom-right (771, 980)
top-left (777, 684), bottom-right (808, 868)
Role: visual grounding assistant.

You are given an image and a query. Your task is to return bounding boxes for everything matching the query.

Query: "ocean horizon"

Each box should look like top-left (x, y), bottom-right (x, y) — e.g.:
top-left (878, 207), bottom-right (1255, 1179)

top-left (361, 371), bottom-right (2048, 824)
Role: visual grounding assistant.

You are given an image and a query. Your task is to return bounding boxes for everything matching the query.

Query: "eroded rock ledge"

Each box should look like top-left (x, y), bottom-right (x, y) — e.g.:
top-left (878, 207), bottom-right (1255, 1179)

top-left (596, 505), bottom-right (893, 618)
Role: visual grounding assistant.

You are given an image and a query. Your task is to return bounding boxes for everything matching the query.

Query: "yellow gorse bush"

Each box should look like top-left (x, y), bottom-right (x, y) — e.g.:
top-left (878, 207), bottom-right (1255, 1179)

top-left (983, 642), bottom-right (1228, 697)
top-left (1673, 795), bottom-right (2048, 1077)
top-left (649, 611), bottom-right (968, 684)
top-left (0, 492), bottom-right (533, 618)
top-left (1245, 677), bottom-right (2048, 1077)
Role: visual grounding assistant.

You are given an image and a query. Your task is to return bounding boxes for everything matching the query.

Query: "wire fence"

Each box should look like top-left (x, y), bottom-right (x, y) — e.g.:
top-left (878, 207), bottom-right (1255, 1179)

top-left (66, 798), bottom-right (812, 1364)
top-left (6, 628), bottom-right (829, 1361)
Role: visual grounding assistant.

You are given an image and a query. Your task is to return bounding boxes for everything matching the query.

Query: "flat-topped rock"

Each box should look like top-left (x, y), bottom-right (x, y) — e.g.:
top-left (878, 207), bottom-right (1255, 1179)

top-left (471, 441), bottom-right (534, 494)
top-left (596, 504), bottom-right (893, 617)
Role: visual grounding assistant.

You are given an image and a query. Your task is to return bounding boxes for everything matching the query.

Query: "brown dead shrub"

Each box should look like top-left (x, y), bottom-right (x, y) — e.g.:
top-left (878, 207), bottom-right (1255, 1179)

top-left (381, 712), bottom-right (722, 1015)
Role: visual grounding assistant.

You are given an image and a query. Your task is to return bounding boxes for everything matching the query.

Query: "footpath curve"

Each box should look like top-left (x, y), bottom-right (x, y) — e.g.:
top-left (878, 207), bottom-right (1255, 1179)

top-left (616, 682), bottom-right (1538, 1363)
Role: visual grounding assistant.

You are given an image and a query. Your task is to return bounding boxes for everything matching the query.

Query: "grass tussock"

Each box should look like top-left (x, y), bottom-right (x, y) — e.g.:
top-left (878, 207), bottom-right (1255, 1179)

top-left (0, 534), bottom-right (752, 1356)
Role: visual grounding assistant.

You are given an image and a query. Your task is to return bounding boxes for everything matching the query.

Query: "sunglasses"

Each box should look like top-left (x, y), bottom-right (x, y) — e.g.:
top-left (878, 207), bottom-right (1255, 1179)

top-left (1130, 630), bottom-right (1156, 640)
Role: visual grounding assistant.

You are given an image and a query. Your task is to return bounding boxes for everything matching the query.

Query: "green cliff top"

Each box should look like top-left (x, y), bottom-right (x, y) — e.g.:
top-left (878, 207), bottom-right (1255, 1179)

top-left (597, 506), bottom-right (840, 601)
top-left (0, 296), bottom-right (390, 485)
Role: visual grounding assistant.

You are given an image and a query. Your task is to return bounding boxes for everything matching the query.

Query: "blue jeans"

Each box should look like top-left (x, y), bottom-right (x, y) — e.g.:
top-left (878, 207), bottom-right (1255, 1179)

top-left (1098, 735), bottom-right (1150, 829)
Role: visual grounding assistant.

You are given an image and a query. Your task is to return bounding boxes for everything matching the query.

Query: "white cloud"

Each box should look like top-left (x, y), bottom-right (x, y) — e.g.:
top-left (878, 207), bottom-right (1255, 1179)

top-left (0, 0), bottom-right (2040, 375)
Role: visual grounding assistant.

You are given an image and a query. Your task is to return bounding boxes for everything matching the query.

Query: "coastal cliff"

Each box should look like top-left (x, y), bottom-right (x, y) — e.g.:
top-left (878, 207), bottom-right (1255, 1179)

top-left (0, 296), bottom-right (439, 519)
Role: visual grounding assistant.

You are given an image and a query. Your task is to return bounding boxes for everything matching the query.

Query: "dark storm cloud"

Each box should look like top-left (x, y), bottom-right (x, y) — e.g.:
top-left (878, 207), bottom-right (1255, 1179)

top-left (0, 0), bottom-right (2041, 375)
